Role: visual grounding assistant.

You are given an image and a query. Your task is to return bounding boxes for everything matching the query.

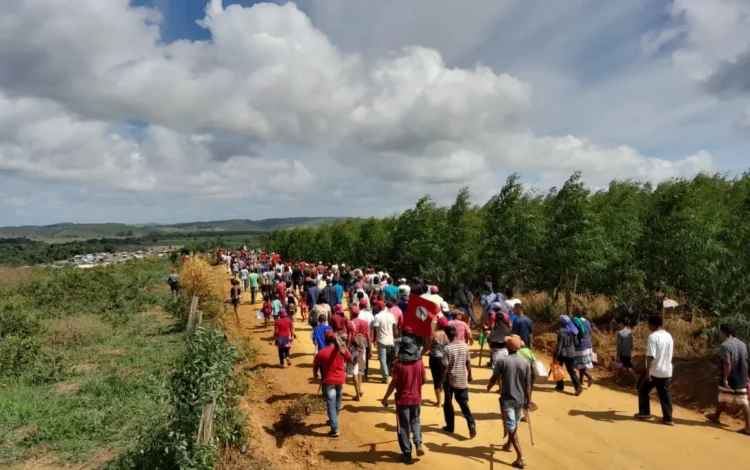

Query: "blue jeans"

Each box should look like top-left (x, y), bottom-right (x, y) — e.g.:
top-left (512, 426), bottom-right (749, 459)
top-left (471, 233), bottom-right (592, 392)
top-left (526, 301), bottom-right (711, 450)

top-left (397, 405), bottom-right (422, 456)
top-left (377, 343), bottom-right (394, 379)
top-left (501, 399), bottom-right (523, 431)
top-left (323, 384), bottom-right (343, 433)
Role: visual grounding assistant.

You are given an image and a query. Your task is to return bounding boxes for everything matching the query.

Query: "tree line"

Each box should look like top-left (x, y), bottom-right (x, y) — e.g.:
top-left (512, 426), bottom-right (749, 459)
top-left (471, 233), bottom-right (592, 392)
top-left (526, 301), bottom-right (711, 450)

top-left (267, 172), bottom-right (750, 329)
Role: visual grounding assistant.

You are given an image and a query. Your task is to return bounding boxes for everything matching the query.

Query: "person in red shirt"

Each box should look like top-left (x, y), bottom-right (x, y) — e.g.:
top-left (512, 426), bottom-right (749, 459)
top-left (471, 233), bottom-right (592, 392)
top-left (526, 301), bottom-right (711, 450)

top-left (270, 309), bottom-right (294, 368)
top-left (387, 298), bottom-right (403, 332)
top-left (382, 336), bottom-right (426, 464)
top-left (349, 305), bottom-right (369, 399)
top-left (275, 277), bottom-right (287, 301)
top-left (329, 304), bottom-right (348, 339)
top-left (313, 331), bottom-right (351, 438)
top-left (450, 312), bottom-right (473, 346)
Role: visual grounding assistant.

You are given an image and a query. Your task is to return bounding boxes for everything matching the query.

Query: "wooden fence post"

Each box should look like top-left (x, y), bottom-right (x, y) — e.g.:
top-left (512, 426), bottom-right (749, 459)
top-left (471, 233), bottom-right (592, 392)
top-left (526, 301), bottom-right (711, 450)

top-left (187, 295), bottom-right (201, 335)
top-left (196, 399), bottom-right (216, 446)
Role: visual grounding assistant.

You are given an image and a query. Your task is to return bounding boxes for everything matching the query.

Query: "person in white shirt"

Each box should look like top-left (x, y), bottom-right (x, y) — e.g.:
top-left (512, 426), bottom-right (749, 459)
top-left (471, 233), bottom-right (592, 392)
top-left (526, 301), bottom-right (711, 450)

top-left (356, 300), bottom-right (376, 381)
top-left (635, 315), bottom-right (674, 425)
top-left (398, 279), bottom-right (411, 298)
top-left (373, 307), bottom-right (397, 383)
top-left (504, 289), bottom-right (522, 313)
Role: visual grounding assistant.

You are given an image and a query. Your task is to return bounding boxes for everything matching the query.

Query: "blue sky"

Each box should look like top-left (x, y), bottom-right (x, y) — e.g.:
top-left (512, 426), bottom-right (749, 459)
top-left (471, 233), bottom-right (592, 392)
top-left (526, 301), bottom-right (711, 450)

top-left (1, 0), bottom-right (748, 226)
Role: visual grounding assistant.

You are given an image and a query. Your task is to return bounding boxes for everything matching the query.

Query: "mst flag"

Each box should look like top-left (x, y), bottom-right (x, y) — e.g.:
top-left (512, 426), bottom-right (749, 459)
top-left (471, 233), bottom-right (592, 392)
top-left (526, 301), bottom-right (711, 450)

top-left (402, 294), bottom-right (441, 339)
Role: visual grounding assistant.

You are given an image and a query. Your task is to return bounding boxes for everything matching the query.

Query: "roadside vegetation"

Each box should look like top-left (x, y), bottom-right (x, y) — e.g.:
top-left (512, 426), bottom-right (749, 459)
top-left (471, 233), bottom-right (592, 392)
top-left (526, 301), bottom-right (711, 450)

top-left (0, 257), bottom-right (250, 469)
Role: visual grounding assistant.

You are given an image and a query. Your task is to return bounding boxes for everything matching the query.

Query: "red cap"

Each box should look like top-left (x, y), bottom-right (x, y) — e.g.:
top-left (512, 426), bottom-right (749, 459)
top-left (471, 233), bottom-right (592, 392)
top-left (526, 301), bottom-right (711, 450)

top-left (351, 306), bottom-right (360, 315)
top-left (438, 316), bottom-right (450, 329)
top-left (334, 304), bottom-right (344, 315)
top-left (324, 330), bottom-right (335, 342)
top-left (376, 300), bottom-right (385, 310)
top-left (359, 299), bottom-right (369, 308)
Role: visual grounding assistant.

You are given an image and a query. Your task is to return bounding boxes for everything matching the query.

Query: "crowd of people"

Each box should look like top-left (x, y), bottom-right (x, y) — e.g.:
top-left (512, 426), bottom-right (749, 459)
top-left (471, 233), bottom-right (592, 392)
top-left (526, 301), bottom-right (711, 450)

top-left (215, 249), bottom-right (750, 467)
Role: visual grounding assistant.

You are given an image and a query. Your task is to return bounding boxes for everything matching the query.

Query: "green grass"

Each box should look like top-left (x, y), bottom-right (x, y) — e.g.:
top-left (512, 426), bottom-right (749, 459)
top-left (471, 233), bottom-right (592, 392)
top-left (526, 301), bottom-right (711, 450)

top-left (0, 311), bottom-right (184, 465)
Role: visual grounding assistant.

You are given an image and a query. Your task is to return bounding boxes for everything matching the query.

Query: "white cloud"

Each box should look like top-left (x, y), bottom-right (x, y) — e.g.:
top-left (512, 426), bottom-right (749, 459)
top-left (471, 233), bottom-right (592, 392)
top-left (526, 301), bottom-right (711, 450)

top-left (0, 0), bottom-right (721, 224)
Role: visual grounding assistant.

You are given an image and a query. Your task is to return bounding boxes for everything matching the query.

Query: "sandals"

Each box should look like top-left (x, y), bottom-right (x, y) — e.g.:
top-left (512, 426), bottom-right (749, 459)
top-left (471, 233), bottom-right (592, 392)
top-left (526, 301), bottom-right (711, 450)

top-left (511, 461), bottom-right (526, 469)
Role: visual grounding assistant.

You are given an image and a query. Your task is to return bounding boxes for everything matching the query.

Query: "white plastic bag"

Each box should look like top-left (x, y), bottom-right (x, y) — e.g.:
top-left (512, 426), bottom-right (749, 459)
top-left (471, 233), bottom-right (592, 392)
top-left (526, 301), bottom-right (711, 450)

top-left (533, 360), bottom-right (549, 381)
top-left (256, 310), bottom-right (264, 320)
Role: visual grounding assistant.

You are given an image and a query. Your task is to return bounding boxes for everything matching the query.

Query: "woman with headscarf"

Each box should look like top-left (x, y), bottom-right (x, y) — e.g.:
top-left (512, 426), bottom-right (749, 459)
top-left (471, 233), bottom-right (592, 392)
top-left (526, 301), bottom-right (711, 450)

top-left (487, 302), bottom-right (512, 368)
top-left (423, 316), bottom-right (450, 407)
top-left (270, 308), bottom-right (295, 368)
top-left (555, 315), bottom-right (583, 395)
top-left (572, 307), bottom-right (595, 387)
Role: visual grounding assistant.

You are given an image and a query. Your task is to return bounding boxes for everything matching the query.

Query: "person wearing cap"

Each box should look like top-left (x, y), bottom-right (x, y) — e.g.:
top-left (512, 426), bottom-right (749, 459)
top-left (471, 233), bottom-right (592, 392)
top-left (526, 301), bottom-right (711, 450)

top-left (313, 331), bottom-right (351, 438)
top-left (487, 302), bottom-right (512, 368)
top-left (423, 316), bottom-right (451, 407)
top-left (356, 299), bottom-right (375, 381)
top-left (373, 299), bottom-right (398, 383)
top-left (270, 309), bottom-right (295, 369)
top-left (440, 325), bottom-right (476, 438)
top-left (487, 334), bottom-right (531, 469)
top-left (398, 278), bottom-right (411, 298)
top-left (167, 268), bottom-right (180, 296)
top-left (382, 336), bottom-right (427, 464)
top-left (329, 304), bottom-right (349, 341)
top-left (424, 285), bottom-right (444, 307)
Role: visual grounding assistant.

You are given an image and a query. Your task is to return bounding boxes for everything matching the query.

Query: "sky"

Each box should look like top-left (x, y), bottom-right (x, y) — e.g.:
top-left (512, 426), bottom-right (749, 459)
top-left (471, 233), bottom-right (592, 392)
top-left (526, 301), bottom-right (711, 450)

top-left (1, 0), bottom-right (749, 226)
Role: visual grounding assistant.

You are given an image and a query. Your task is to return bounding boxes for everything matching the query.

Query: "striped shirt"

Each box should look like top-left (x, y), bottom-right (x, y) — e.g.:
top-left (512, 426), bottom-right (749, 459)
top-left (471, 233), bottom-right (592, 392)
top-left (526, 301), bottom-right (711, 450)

top-left (443, 341), bottom-right (470, 389)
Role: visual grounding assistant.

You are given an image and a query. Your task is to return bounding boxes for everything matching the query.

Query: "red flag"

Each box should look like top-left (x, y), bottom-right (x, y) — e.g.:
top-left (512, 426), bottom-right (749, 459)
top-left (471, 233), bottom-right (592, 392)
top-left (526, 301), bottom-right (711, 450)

top-left (403, 294), bottom-right (441, 339)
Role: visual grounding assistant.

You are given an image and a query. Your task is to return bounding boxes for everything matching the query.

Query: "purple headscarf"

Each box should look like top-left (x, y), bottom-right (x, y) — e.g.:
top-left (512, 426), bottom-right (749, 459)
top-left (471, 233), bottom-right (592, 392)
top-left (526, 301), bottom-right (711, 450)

top-left (278, 308), bottom-right (288, 318)
top-left (560, 315), bottom-right (579, 336)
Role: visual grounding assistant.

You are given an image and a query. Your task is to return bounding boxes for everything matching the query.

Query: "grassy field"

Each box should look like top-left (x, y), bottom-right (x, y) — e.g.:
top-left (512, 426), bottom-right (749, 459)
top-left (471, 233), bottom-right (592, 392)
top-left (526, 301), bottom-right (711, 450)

top-left (0, 260), bottom-right (184, 466)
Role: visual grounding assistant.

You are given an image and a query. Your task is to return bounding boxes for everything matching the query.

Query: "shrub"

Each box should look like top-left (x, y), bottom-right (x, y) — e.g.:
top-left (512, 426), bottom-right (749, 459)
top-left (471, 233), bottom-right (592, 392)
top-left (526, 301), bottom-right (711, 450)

top-left (109, 327), bottom-right (246, 470)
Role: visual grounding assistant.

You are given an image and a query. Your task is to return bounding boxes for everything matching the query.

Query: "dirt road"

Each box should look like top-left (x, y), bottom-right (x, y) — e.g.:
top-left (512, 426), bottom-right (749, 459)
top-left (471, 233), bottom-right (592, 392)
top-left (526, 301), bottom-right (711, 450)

top-left (217, 268), bottom-right (745, 469)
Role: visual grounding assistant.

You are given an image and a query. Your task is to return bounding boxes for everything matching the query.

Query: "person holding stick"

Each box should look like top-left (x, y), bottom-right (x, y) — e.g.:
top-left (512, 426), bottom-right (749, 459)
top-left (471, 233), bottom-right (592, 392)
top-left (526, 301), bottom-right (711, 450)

top-left (270, 308), bottom-right (294, 368)
top-left (488, 334), bottom-right (531, 469)
top-left (382, 336), bottom-right (426, 464)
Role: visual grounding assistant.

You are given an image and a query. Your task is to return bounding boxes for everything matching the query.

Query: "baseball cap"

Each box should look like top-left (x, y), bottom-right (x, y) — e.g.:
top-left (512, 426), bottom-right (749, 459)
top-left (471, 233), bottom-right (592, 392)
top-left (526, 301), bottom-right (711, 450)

top-left (359, 299), bottom-right (369, 308)
top-left (324, 330), bottom-right (335, 341)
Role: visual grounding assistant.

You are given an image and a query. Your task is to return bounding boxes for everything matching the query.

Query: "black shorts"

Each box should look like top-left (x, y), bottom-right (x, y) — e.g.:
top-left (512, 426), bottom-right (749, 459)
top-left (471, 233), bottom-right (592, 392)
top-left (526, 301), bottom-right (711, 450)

top-left (429, 356), bottom-right (444, 389)
top-left (619, 355), bottom-right (633, 369)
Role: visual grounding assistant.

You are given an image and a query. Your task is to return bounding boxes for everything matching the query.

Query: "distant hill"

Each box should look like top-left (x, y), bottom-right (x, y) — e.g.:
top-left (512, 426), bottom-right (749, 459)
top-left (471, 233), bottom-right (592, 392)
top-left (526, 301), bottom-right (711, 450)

top-left (0, 217), bottom-right (346, 241)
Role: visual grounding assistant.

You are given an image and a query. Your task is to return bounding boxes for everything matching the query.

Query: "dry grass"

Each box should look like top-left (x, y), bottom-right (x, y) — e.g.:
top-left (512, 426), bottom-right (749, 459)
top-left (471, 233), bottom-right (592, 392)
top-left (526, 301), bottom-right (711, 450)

top-left (591, 316), bottom-right (711, 367)
top-left (0, 267), bottom-right (43, 289)
top-left (180, 256), bottom-right (215, 299)
top-left (521, 291), bottom-right (610, 322)
top-left (273, 395), bottom-right (325, 434)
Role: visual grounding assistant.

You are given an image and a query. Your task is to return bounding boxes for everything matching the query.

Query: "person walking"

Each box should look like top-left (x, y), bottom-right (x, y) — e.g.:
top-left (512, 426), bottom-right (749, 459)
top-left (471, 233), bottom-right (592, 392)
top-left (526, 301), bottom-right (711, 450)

top-left (239, 265), bottom-right (250, 292)
top-left (373, 303), bottom-right (398, 383)
top-left (615, 317), bottom-right (638, 383)
top-left (554, 315), bottom-right (583, 395)
top-left (511, 303), bottom-right (532, 350)
top-left (440, 325), bottom-right (477, 438)
top-left (635, 315), bottom-right (674, 426)
top-left (423, 316), bottom-right (450, 407)
top-left (488, 334), bottom-right (531, 469)
top-left (270, 309), bottom-right (294, 368)
top-left (229, 279), bottom-right (241, 323)
top-left (357, 299), bottom-right (375, 382)
top-left (248, 269), bottom-right (260, 304)
top-left (453, 282), bottom-right (476, 327)
top-left (313, 331), bottom-right (351, 438)
top-left (350, 306), bottom-right (370, 389)
top-left (573, 308), bottom-right (595, 387)
top-left (167, 268), bottom-right (180, 296)
top-left (382, 336), bottom-right (427, 464)
top-left (271, 293), bottom-right (283, 321)
top-left (487, 302), bottom-right (512, 368)
top-left (704, 324), bottom-right (750, 434)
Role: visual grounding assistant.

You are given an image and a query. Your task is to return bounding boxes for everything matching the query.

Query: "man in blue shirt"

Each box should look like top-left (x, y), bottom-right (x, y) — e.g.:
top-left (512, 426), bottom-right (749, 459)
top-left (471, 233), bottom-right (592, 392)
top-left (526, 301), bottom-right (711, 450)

top-left (511, 303), bottom-right (533, 349)
top-left (383, 277), bottom-right (399, 302)
top-left (334, 278), bottom-right (344, 305)
top-left (312, 314), bottom-right (333, 358)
